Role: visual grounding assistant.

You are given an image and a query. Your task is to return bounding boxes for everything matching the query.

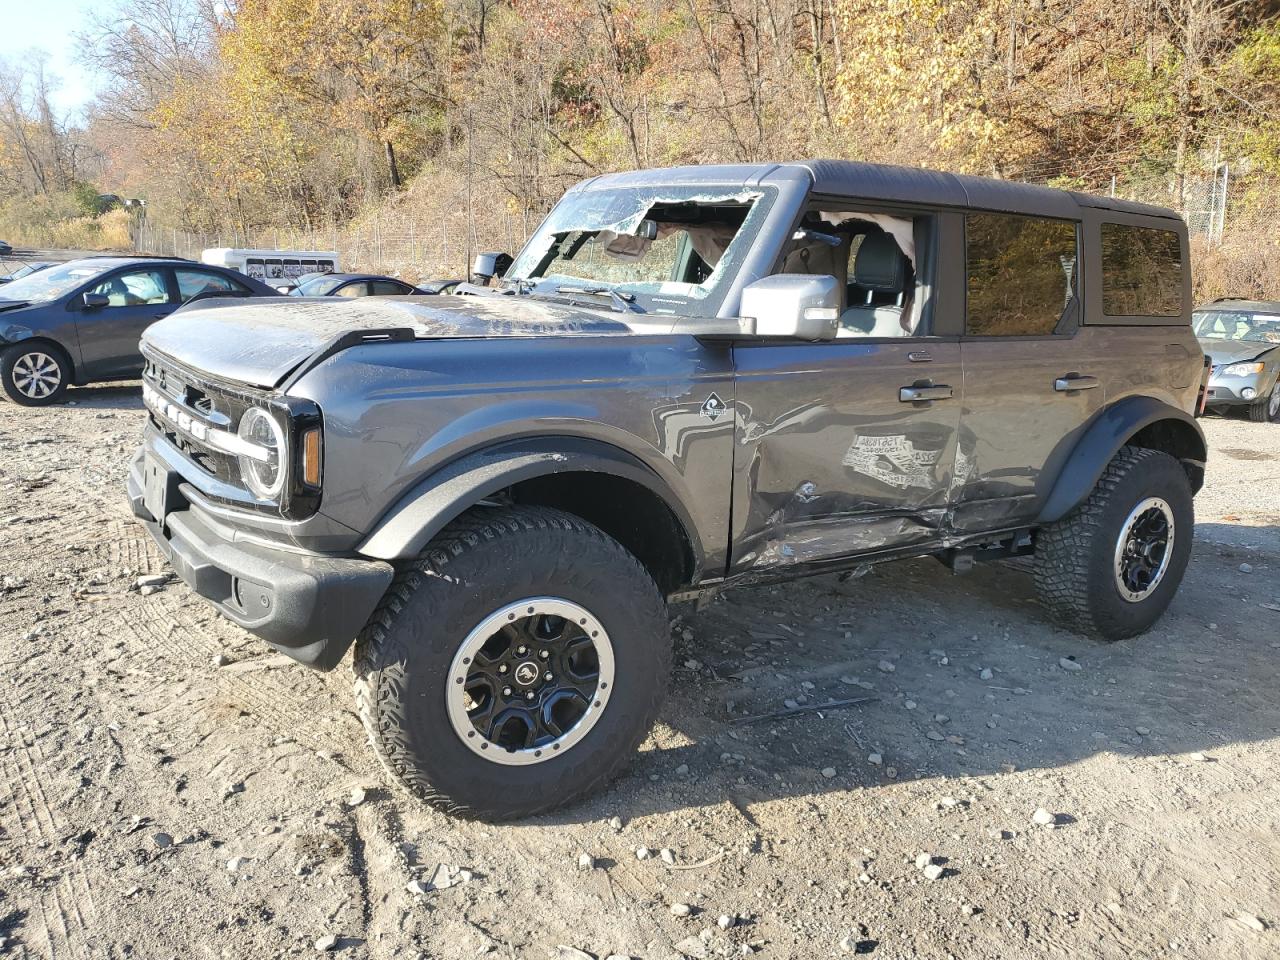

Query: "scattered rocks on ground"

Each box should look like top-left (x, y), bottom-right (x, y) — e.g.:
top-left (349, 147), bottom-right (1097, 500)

top-left (660, 848), bottom-right (676, 865)
top-left (1032, 808), bottom-right (1057, 827)
top-left (670, 901), bottom-right (693, 917)
top-left (314, 933), bottom-right (338, 952)
top-left (821, 766), bottom-right (837, 779)
top-left (577, 852), bottom-right (595, 871)
top-left (1059, 658), bottom-right (1083, 672)
top-left (877, 660), bottom-right (895, 673)
top-left (979, 667), bottom-right (993, 681)
top-left (1239, 562), bottom-right (1254, 574)
top-left (635, 846), bottom-right (652, 861)
top-left (150, 833), bottom-right (172, 849)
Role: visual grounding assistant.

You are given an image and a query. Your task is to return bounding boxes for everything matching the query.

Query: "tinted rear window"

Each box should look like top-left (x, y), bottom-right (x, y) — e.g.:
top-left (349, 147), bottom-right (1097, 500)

top-left (1100, 223), bottom-right (1183, 317)
top-left (965, 213), bottom-right (1078, 336)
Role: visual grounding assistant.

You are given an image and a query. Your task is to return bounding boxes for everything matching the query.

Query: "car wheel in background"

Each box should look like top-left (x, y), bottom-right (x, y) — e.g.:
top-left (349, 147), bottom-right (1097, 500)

top-left (1, 343), bottom-right (70, 406)
top-left (353, 505), bottom-right (670, 820)
top-left (1247, 385), bottom-right (1279, 423)
top-left (1034, 445), bottom-right (1194, 642)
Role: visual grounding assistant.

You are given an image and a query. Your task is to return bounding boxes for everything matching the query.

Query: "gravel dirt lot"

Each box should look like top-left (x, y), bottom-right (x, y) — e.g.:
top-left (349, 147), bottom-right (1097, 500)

top-left (0, 385), bottom-right (1277, 960)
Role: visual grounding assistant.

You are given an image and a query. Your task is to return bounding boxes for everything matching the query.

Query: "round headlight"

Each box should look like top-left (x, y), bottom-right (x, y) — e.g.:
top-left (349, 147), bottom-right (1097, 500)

top-left (238, 407), bottom-right (286, 499)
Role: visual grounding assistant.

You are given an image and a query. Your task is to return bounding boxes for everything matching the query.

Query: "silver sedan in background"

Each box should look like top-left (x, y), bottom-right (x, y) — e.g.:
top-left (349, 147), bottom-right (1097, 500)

top-left (1195, 299), bottom-right (1280, 422)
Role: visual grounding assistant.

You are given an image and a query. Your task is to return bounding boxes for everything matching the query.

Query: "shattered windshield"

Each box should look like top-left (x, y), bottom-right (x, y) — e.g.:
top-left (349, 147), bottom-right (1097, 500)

top-left (506, 185), bottom-right (771, 316)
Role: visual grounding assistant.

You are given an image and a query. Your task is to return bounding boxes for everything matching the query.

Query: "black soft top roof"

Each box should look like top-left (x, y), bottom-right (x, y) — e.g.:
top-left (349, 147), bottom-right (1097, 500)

top-left (797, 160), bottom-right (1180, 221)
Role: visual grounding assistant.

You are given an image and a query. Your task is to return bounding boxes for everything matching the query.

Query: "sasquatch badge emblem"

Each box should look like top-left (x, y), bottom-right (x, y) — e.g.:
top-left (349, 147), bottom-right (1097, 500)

top-left (700, 393), bottom-right (726, 421)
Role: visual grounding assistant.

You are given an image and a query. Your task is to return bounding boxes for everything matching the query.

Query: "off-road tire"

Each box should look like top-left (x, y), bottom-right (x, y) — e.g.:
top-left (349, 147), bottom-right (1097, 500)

top-left (1, 342), bottom-right (70, 406)
top-left (1034, 445), bottom-right (1194, 641)
top-left (353, 505), bottom-right (670, 820)
top-left (1246, 385), bottom-right (1279, 423)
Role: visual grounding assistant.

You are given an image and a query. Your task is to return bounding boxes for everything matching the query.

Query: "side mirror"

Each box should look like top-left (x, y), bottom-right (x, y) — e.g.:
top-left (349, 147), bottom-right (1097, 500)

top-left (471, 252), bottom-right (512, 286)
top-left (739, 274), bottom-right (841, 340)
top-left (82, 292), bottom-right (110, 310)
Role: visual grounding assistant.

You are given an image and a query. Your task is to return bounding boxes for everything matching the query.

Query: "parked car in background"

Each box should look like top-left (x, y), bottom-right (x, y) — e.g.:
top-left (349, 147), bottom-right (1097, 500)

top-left (0, 261), bottom-right (55, 285)
top-left (0, 241), bottom-right (12, 256)
top-left (0, 256), bottom-right (280, 406)
top-left (416, 278), bottom-right (462, 295)
top-left (200, 248), bottom-right (339, 286)
top-left (1194, 298), bottom-right (1280, 422)
top-left (288, 272), bottom-right (426, 297)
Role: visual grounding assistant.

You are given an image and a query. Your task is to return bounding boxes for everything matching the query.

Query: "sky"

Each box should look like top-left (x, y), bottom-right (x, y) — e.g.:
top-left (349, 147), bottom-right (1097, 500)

top-left (2, 0), bottom-right (103, 117)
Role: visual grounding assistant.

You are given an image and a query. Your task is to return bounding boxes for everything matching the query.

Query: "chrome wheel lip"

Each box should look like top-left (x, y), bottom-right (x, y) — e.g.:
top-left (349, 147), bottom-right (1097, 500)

top-left (1113, 496), bottom-right (1175, 603)
top-left (445, 597), bottom-right (614, 766)
top-left (12, 351), bottom-right (61, 399)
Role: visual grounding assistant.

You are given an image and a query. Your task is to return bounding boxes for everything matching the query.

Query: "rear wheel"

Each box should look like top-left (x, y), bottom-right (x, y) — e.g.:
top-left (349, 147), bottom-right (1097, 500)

top-left (1247, 385), bottom-right (1279, 423)
top-left (1, 343), bottom-right (70, 406)
top-left (353, 506), bottom-right (670, 820)
top-left (1034, 446), bottom-right (1194, 641)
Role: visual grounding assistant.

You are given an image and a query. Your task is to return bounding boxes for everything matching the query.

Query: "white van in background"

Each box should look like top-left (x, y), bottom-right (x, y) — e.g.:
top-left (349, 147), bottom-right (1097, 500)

top-left (200, 248), bottom-right (340, 288)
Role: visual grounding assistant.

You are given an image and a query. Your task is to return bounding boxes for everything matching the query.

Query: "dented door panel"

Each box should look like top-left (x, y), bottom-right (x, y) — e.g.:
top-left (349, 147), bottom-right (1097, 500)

top-left (729, 339), bottom-right (962, 573)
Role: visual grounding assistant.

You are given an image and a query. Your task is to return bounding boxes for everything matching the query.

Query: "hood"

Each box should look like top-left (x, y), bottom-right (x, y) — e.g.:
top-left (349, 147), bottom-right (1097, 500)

top-left (142, 294), bottom-right (676, 389)
top-left (1198, 337), bottom-right (1277, 366)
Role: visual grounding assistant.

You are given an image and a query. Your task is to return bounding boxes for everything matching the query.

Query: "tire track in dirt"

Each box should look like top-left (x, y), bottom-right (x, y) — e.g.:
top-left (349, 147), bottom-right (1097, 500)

top-left (87, 601), bottom-right (365, 763)
top-left (0, 702), bottom-right (100, 959)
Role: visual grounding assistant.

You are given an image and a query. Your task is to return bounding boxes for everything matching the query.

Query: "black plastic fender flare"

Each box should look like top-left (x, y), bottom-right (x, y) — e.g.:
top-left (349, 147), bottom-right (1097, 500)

top-left (1037, 395), bottom-right (1207, 524)
top-left (356, 436), bottom-right (704, 572)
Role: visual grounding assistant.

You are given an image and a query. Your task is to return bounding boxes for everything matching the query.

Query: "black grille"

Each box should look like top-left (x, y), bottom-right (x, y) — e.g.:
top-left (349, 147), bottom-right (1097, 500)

top-left (142, 349), bottom-right (264, 489)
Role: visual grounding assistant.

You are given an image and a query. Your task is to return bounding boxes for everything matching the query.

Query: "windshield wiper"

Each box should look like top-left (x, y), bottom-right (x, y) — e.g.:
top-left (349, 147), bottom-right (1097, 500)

top-left (555, 284), bottom-right (638, 313)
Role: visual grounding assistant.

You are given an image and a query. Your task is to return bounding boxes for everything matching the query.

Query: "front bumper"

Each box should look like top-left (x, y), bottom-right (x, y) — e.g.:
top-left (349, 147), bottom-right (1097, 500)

top-left (127, 449), bottom-right (393, 670)
top-left (1206, 370), bottom-right (1274, 406)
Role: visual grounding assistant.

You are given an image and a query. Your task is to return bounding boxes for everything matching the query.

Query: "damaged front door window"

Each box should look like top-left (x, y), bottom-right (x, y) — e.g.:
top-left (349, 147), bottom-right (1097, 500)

top-left (505, 187), bottom-right (766, 315)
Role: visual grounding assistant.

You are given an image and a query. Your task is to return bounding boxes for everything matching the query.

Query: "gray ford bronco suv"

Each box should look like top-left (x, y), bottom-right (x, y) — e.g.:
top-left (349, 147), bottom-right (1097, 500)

top-left (126, 161), bottom-right (1207, 819)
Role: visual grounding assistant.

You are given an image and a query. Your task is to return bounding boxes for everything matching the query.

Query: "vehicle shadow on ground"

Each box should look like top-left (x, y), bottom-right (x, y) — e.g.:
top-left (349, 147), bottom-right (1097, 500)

top-left (63, 382), bottom-right (143, 409)
top-left (536, 532), bottom-right (1279, 825)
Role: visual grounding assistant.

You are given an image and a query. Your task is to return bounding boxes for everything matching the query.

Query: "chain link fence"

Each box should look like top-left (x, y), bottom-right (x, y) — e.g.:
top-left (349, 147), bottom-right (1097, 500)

top-left (132, 165), bottom-right (1279, 290)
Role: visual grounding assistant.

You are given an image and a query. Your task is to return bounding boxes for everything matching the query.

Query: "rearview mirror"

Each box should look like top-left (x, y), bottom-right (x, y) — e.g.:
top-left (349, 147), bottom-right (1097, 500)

top-left (739, 274), bottom-right (841, 340)
top-left (82, 292), bottom-right (110, 310)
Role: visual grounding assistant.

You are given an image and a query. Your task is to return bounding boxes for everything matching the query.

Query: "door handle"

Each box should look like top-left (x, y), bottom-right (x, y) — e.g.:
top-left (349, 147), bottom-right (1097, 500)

top-left (1054, 375), bottom-right (1100, 392)
top-left (899, 384), bottom-right (954, 402)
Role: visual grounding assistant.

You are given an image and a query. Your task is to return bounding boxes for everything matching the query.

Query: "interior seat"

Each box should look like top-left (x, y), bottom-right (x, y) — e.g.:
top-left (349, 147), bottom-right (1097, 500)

top-left (839, 233), bottom-right (910, 337)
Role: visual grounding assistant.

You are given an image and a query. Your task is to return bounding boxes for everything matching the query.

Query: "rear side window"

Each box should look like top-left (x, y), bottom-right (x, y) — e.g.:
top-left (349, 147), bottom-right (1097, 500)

top-left (965, 213), bottom-right (1078, 336)
top-left (1100, 223), bottom-right (1183, 317)
top-left (369, 279), bottom-right (411, 296)
top-left (176, 269), bottom-right (249, 299)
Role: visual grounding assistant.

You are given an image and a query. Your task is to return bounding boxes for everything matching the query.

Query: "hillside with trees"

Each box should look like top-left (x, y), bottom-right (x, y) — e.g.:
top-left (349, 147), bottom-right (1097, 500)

top-left (2, 0), bottom-right (1278, 295)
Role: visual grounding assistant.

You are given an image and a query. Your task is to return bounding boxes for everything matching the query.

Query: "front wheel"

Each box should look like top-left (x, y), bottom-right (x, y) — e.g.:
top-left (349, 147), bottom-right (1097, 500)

top-left (1, 343), bottom-right (70, 406)
top-left (353, 506), bottom-right (670, 820)
top-left (1247, 385), bottom-right (1279, 423)
top-left (1034, 446), bottom-right (1194, 641)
